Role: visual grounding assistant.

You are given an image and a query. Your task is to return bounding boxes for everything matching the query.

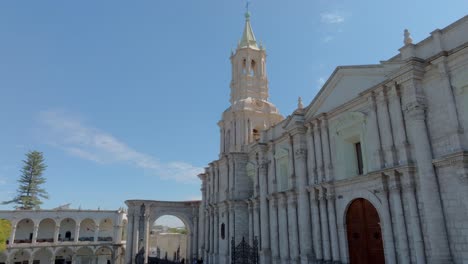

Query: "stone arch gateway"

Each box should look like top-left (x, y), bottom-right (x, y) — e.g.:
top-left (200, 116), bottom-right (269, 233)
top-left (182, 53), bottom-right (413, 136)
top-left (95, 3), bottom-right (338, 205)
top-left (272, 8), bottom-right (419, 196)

top-left (125, 200), bottom-right (201, 264)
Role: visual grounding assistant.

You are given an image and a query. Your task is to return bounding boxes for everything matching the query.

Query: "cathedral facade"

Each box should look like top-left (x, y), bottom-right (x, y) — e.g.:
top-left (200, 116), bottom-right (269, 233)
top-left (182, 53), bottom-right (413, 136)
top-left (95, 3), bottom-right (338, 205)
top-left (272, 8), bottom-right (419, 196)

top-left (197, 14), bottom-right (468, 264)
top-left (125, 14), bottom-right (468, 264)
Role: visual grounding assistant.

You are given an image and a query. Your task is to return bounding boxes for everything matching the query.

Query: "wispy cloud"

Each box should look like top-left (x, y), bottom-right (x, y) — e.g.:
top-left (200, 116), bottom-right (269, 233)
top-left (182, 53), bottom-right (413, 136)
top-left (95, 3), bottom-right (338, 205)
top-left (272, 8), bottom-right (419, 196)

top-left (322, 35), bottom-right (334, 43)
top-left (320, 12), bottom-right (345, 24)
top-left (38, 110), bottom-right (203, 183)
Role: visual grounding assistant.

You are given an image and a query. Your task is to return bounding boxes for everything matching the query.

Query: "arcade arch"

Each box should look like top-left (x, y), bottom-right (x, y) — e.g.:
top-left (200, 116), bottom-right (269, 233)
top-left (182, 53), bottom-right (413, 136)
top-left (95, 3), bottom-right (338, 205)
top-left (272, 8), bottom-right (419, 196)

top-left (14, 219), bottom-right (34, 243)
top-left (55, 247), bottom-right (73, 264)
top-left (10, 249), bottom-right (30, 263)
top-left (95, 246), bottom-right (112, 264)
top-left (98, 218), bottom-right (113, 242)
top-left (79, 219), bottom-right (96, 242)
top-left (59, 218), bottom-right (76, 242)
top-left (75, 247), bottom-right (94, 264)
top-left (33, 248), bottom-right (54, 263)
top-left (37, 218), bottom-right (55, 243)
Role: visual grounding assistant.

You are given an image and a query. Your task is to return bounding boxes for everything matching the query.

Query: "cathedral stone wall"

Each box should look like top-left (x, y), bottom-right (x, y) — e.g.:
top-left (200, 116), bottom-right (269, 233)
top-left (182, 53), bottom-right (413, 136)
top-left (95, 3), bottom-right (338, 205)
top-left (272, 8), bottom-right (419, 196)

top-left (197, 15), bottom-right (468, 264)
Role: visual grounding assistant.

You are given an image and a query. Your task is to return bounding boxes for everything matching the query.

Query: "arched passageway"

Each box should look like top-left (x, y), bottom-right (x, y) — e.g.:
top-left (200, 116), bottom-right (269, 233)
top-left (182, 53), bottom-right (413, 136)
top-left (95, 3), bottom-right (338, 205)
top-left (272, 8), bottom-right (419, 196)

top-left (37, 218), bottom-right (55, 243)
top-left (149, 215), bottom-right (188, 262)
top-left (33, 248), bottom-right (54, 263)
top-left (10, 249), bottom-right (30, 263)
top-left (14, 219), bottom-right (34, 243)
top-left (59, 218), bottom-right (76, 242)
top-left (55, 247), bottom-right (73, 264)
top-left (125, 200), bottom-right (201, 264)
top-left (346, 198), bottom-right (385, 264)
top-left (76, 247), bottom-right (94, 264)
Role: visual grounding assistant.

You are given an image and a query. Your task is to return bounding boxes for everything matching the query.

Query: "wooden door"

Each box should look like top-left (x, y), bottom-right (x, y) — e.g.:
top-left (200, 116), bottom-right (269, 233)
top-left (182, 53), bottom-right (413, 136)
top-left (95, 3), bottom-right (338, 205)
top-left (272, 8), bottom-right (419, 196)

top-left (346, 198), bottom-right (385, 264)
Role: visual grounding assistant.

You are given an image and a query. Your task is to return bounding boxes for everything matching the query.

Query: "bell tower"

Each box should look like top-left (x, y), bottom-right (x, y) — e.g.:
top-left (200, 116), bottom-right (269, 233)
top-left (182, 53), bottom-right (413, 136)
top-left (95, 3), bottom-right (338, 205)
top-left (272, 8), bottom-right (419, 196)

top-left (218, 11), bottom-right (283, 154)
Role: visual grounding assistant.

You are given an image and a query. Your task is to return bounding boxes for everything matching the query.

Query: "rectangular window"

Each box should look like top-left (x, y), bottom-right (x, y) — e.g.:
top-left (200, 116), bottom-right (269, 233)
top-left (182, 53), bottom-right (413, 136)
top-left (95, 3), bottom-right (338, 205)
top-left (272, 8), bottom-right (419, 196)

top-left (355, 142), bottom-right (364, 175)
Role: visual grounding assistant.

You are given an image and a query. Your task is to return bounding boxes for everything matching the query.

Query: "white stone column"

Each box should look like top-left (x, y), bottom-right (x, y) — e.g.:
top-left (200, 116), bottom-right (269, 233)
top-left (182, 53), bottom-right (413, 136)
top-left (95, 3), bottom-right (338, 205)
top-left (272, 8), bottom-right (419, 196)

top-left (132, 212), bottom-right (140, 262)
top-left (194, 216), bottom-right (199, 259)
top-left (204, 210), bottom-right (209, 262)
top-left (9, 224), bottom-right (16, 245)
top-left (277, 193), bottom-right (290, 263)
top-left (368, 94), bottom-right (384, 170)
top-left (287, 192), bottom-right (299, 264)
top-left (405, 95), bottom-right (452, 263)
top-left (228, 203), bottom-right (235, 257)
top-left (319, 187), bottom-right (331, 262)
top-left (125, 208), bottom-right (135, 264)
top-left (320, 116), bottom-right (332, 182)
top-left (308, 187), bottom-right (322, 262)
top-left (313, 120), bottom-right (324, 183)
top-left (326, 187), bottom-right (340, 263)
top-left (401, 169), bottom-right (426, 264)
top-left (387, 84), bottom-right (410, 165)
top-left (433, 55), bottom-right (463, 150)
top-left (253, 200), bottom-right (260, 245)
top-left (214, 208), bottom-right (219, 262)
top-left (268, 195), bottom-right (280, 264)
top-left (292, 129), bottom-right (313, 264)
top-left (74, 224), bottom-right (80, 243)
top-left (94, 224), bottom-right (100, 242)
top-left (306, 123), bottom-right (317, 184)
top-left (388, 172), bottom-right (410, 263)
top-left (32, 224), bottom-right (39, 243)
top-left (248, 201), bottom-right (253, 244)
top-left (53, 224), bottom-right (60, 243)
top-left (258, 150), bottom-right (271, 264)
top-left (209, 209), bottom-right (214, 263)
top-left (378, 181), bottom-right (396, 264)
top-left (376, 87), bottom-right (397, 167)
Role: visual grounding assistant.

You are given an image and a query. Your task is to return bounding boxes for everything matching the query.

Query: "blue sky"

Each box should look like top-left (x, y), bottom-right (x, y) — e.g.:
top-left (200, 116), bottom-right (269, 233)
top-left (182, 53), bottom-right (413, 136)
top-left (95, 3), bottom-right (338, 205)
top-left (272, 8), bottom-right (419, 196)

top-left (0, 1), bottom-right (466, 225)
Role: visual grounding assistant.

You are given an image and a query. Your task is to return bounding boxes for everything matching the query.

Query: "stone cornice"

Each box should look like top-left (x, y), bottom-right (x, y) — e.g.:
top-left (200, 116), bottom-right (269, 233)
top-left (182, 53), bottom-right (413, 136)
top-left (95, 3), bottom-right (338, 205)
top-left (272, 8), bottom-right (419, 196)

top-left (432, 151), bottom-right (468, 168)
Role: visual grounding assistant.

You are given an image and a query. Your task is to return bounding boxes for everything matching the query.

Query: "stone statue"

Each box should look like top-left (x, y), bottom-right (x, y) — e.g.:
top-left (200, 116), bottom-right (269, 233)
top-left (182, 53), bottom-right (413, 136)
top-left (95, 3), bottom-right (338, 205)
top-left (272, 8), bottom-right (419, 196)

top-left (404, 29), bottom-right (413, 45)
top-left (135, 247), bottom-right (145, 264)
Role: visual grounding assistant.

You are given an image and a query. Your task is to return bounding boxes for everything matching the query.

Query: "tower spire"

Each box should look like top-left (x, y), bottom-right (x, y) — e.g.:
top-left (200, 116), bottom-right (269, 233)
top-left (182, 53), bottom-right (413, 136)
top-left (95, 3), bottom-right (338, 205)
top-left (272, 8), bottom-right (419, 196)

top-left (239, 2), bottom-right (258, 49)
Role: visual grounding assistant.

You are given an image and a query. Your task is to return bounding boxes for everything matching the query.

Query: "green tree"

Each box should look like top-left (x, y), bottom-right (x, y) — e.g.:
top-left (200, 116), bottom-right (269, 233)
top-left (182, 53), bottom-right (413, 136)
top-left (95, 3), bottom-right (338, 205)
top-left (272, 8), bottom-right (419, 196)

top-left (3, 151), bottom-right (49, 210)
top-left (0, 219), bottom-right (11, 252)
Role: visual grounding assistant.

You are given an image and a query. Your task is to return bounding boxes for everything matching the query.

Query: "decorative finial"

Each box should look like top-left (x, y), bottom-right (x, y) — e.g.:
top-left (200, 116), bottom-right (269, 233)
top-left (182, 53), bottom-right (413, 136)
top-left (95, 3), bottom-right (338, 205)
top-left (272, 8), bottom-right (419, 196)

top-left (404, 29), bottom-right (413, 45)
top-left (298, 96), bottom-right (304, 109)
top-left (245, 1), bottom-right (251, 19)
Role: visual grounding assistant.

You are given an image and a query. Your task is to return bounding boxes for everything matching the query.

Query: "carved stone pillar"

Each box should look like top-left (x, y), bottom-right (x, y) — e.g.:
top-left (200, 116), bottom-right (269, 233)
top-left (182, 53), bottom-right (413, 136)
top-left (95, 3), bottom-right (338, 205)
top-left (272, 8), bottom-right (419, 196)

top-left (319, 187), bottom-right (331, 262)
top-left (368, 94), bottom-right (384, 170)
top-left (313, 119), bottom-right (325, 183)
top-left (377, 180), bottom-right (396, 264)
top-left (287, 191), bottom-right (300, 264)
top-left (306, 123), bottom-right (317, 184)
top-left (405, 97), bottom-right (452, 263)
top-left (309, 187), bottom-right (322, 262)
top-left (54, 224), bottom-right (60, 243)
top-left (388, 172), bottom-right (410, 263)
top-left (259, 151), bottom-right (271, 264)
top-left (268, 195), bottom-right (280, 264)
top-left (326, 187), bottom-right (340, 263)
top-left (320, 116), bottom-right (332, 182)
top-left (75, 224), bottom-right (81, 243)
top-left (387, 84), bottom-right (410, 165)
top-left (401, 169), bottom-right (426, 264)
top-left (9, 224), bottom-right (16, 245)
top-left (248, 201), bottom-right (253, 244)
top-left (253, 200), bottom-right (260, 247)
top-left (292, 128), bottom-right (313, 264)
top-left (277, 193), bottom-right (290, 263)
top-left (376, 87), bottom-right (397, 167)
top-left (32, 224), bottom-right (39, 243)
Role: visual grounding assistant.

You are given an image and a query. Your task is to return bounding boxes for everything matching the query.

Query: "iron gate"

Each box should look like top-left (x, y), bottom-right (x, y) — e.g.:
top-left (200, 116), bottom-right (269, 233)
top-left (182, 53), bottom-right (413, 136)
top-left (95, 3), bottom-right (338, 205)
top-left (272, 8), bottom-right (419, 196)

top-left (231, 236), bottom-right (259, 264)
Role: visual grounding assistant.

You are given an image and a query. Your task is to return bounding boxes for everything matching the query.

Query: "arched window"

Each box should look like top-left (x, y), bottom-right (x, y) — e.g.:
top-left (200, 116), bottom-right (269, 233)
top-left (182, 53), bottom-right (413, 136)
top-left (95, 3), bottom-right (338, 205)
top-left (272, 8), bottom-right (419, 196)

top-left (242, 59), bottom-right (247, 75)
top-left (65, 231), bottom-right (71, 240)
top-left (250, 60), bottom-right (256, 76)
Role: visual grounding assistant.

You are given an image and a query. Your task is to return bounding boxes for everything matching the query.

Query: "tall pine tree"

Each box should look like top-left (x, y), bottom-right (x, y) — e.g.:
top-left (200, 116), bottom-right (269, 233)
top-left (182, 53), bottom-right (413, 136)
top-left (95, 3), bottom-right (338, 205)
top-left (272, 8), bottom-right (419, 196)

top-left (3, 151), bottom-right (49, 210)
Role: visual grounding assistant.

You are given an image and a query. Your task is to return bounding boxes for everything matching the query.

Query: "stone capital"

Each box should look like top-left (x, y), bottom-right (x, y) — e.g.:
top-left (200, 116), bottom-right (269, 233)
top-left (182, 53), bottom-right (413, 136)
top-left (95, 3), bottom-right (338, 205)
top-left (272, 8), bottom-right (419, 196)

top-left (404, 100), bottom-right (427, 121)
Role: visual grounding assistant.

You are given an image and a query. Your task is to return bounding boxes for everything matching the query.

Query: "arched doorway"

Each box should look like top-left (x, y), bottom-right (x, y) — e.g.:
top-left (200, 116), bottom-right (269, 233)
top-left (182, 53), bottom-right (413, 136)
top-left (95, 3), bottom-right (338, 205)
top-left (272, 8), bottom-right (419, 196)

top-left (346, 198), bottom-right (385, 264)
top-left (149, 215), bottom-right (188, 262)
